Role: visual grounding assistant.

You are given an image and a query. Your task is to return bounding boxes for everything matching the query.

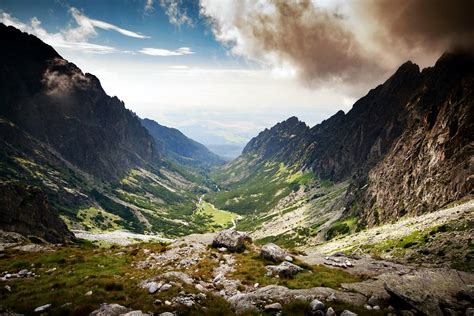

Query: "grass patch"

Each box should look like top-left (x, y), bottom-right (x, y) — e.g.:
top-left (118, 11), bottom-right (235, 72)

top-left (194, 201), bottom-right (237, 231)
top-left (230, 249), bottom-right (364, 289)
top-left (0, 242), bottom-right (234, 315)
top-left (325, 217), bottom-right (358, 240)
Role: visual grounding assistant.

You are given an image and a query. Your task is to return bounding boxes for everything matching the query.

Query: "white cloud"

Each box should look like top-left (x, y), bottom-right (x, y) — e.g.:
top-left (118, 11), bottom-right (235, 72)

top-left (139, 47), bottom-right (195, 56)
top-left (68, 8), bottom-right (149, 39)
top-left (159, 0), bottom-right (193, 27)
top-left (145, 0), bottom-right (154, 13)
top-left (0, 8), bottom-right (149, 54)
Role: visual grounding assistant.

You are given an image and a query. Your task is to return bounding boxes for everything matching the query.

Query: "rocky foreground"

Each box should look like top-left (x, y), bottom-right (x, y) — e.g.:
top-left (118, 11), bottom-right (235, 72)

top-left (0, 227), bottom-right (473, 315)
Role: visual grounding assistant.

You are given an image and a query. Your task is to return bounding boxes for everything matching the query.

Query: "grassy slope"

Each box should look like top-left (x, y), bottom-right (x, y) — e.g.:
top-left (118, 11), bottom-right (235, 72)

top-left (0, 242), bottom-right (232, 315)
top-left (0, 241), bottom-right (378, 316)
top-left (194, 201), bottom-right (237, 231)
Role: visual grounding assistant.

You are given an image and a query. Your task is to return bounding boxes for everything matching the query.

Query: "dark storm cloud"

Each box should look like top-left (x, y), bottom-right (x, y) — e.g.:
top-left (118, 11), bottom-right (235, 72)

top-left (367, 0), bottom-right (474, 52)
top-left (200, 0), bottom-right (474, 87)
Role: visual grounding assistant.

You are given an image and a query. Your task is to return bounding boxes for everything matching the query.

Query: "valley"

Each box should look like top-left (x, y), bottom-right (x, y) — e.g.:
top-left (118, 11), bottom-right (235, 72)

top-left (0, 21), bottom-right (473, 316)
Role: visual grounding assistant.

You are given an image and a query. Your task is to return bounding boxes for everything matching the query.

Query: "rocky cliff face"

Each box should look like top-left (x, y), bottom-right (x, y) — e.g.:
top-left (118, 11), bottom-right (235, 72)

top-left (361, 53), bottom-right (474, 224)
top-left (0, 183), bottom-right (74, 243)
top-left (241, 52), bottom-right (473, 225)
top-left (0, 23), bottom-right (158, 181)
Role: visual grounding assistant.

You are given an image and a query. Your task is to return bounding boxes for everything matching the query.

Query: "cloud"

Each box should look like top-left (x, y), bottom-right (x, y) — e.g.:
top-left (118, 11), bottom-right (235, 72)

top-left (0, 7), bottom-right (149, 54)
top-left (145, 0), bottom-right (154, 13)
top-left (199, 0), bottom-right (474, 87)
top-left (359, 0), bottom-right (474, 53)
top-left (199, 0), bottom-right (386, 87)
top-left (159, 0), bottom-right (193, 27)
top-left (42, 58), bottom-right (92, 98)
top-left (69, 8), bottom-right (150, 39)
top-left (139, 47), bottom-right (194, 56)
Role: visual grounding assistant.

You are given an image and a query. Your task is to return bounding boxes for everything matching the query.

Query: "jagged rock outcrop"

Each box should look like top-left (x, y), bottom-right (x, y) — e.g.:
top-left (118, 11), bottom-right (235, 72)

top-left (361, 53), bottom-right (474, 224)
top-left (0, 23), bottom-right (158, 181)
top-left (0, 183), bottom-right (74, 243)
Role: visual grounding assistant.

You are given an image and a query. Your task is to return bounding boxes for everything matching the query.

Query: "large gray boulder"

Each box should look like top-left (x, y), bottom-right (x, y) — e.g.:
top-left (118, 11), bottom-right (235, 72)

top-left (266, 261), bottom-right (303, 278)
top-left (212, 229), bottom-right (251, 252)
top-left (261, 243), bottom-right (292, 262)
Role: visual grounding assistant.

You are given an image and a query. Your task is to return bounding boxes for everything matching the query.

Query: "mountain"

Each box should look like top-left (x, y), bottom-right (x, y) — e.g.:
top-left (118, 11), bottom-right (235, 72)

top-left (0, 23), bottom-right (158, 182)
top-left (212, 52), bottom-right (473, 236)
top-left (0, 23), bottom-right (223, 239)
top-left (141, 118), bottom-right (224, 168)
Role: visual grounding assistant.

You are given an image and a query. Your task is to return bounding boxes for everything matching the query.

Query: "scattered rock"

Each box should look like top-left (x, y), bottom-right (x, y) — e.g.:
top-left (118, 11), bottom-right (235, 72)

top-left (195, 284), bottom-right (205, 292)
top-left (264, 302), bottom-right (282, 312)
top-left (309, 299), bottom-right (325, 311)
top-left (158, 313), bottom-right (174, 316)
top-left (4, 285), bottom-right (11, 292)
top-left (218, 247), bottom-right (227, 252)
top-left (327, 292), bottom-right (337, 302)
top-left (85, 290), bottom-right (93, 296)
top-left (148, 282), bottom-right (162, 294)
top-left (465, 307), bottom-right (474, 316)
top-left (164, 300), bottom-right (172, 306)
top-left (90, 303), bottom-right (131, 316)
top-left (228, 285), bottom-right (366, 313)
top-left (326, 307), bottom-right (336, 316)
top-left (212, 229), bottom-right (251, 252)
top-left (284, 255), bottom-right (293, 262)
top-left (340, 310), bottom-right (358, 316)
top-left (160, 284), bottom-right (172, 292)
top-left (261, 243), bottom-right (291, 262)
top-left (266, 261), bottom-right (303, 278)
top-left (122, 311), bottom-right (149, 316)
top-left (34, 304), bottom-right (52, 313)
top-left (153, 299), bottom-right (162, 305)
top-left (161, 271), bottom-right (194, 285)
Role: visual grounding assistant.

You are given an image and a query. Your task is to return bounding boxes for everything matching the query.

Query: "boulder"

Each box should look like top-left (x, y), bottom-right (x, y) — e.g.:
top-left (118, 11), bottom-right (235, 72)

top-left (264, 302), bottom-right (282, 312)
top-left (148, 282), bottom-right (162, 294)
top-left (160, 271), bottom-right (194, 285)
top-left (212, 229), bottom-right (251, 252)
top-left (309, 299), bottom-right (325, 311)
top-left (160, 284), bottom-right (172, 292)
top-left (340, 310), bottom-right (358, 316)
top-left (266, 261), bottom-right (303, 278)
top-left (326, 307), bottom-right (336, 316)
top-left (89, 303), bottom-right (130, 316)
top-left (261, 243), bottom-right (292, 262)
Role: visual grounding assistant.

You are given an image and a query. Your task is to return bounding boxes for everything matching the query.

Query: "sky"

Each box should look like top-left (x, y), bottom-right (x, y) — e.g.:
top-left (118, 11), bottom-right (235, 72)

top-left (1, 0), bottom-right (473, 153)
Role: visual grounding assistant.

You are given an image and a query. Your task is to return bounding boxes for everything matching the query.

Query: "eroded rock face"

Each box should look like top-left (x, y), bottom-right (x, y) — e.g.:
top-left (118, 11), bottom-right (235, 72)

top-left (0, 183), bottom-right (74, 243)
top-left (261, 243), bottom-right (291, 262)
top-left (212, 229), bottom-right (251, 252)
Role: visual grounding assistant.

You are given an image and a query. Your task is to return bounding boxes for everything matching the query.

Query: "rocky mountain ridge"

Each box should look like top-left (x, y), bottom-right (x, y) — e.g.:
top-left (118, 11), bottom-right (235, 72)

top-left (0, 23), bottom-right (158, 182)
top-left (238, 52), bottom-right (474, 226)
